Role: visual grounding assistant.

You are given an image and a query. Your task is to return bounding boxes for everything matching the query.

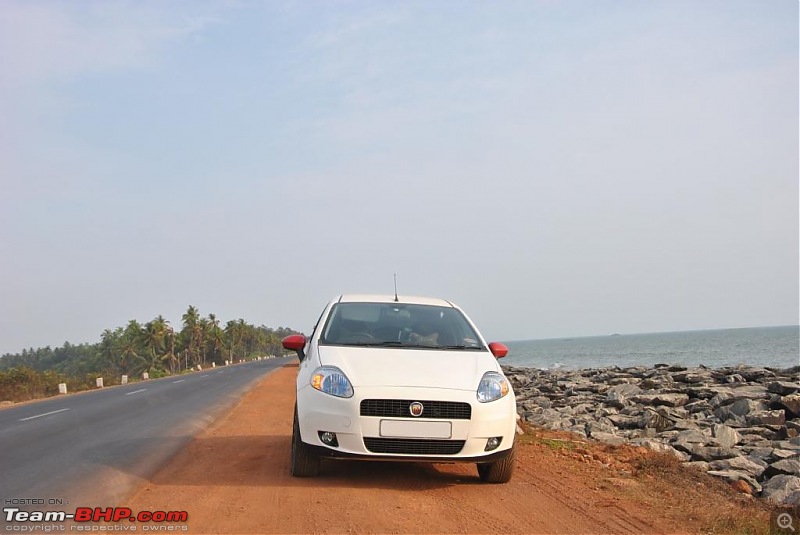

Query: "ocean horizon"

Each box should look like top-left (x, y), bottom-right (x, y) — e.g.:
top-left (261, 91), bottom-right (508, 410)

top-left (502, 325), bottom-right (800, 370)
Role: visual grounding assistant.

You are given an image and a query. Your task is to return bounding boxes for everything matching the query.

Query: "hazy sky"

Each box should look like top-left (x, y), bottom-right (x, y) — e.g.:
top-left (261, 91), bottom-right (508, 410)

top-left (1, 1), bottom-right (798, 354)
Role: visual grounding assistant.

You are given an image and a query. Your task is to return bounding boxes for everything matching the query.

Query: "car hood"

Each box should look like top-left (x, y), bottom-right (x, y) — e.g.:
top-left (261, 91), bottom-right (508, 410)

top-left (316, 345), bottom-right (497, 391)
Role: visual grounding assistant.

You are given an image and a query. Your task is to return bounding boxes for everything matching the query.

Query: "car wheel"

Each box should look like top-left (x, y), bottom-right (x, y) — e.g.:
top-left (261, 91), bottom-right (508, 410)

top-left (477, 445), bottom-right (515, 483)
top-left (291, 405), bottom-right (320, 477)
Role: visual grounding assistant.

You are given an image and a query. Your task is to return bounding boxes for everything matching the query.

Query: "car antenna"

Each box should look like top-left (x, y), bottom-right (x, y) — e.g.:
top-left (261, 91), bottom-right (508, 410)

top-left (393, 273), bottom-right (399, 302)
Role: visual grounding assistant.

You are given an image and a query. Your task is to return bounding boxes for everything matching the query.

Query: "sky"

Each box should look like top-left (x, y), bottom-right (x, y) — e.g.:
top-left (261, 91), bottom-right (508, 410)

top-left (1, 0), bottom-right (798, 354)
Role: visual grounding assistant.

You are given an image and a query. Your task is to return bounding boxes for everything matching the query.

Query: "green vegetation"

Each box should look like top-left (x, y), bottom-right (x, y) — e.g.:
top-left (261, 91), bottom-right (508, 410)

top-left (0, 306), bottom-right (298, 402)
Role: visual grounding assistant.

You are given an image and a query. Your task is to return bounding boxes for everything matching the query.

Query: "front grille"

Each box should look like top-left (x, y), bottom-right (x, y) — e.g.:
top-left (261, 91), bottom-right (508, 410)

top-left (360, 399), bottom-right (472, 420)
top-left (363, 438), bottom-right (466, 455)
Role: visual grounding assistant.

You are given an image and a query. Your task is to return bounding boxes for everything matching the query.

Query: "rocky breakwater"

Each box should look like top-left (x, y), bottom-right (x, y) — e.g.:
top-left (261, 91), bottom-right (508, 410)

top-left (503, 363), bottom-right (800, 506)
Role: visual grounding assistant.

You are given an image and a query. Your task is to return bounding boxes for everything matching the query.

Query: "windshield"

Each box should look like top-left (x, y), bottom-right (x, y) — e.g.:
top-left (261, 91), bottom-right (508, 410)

top-left (319, 303), bottom-right (484, 350)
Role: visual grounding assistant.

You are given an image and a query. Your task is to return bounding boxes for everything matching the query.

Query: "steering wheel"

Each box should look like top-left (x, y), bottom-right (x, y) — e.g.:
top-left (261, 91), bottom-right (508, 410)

top-left (341, 332), bottom-right (377, 343)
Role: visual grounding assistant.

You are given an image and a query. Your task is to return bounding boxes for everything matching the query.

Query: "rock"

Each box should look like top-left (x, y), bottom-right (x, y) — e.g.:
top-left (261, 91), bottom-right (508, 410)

top-left (739, 435), bottom-right (774, 447)
top-left (707, 389), bottom-right (735, 405)
top-left (685, 461), bottom-right (710, 472)
top-left (684, 400), bottom-right (712, 414)
top-left (590, 431), bottom-right (626, 445)
top-left (736, 367), bottom-right (777, 382)
top-left (606, 384), bottom-right (642, 407)
top-left (782, 395), bottom-right (800, 417)
top-left (768, 381), bottom-right (800, 396)
top-left (738, 426), bottom-right (783, 440)
top-left (730, 479), bottom-right (754, 495)
top-left (510, 374), bottom-right (532, 387)
top-left (673, 429), bottom-right (711, 446)
top-left (725, 374), bottom-right (746, 384)
top-left (682, 445), bottom-right (739, 462)
top-left (631, 427), bottom-right (657, 439)
top-left (771, 449), bottom-right (800, 461)
top-left (706, 470), bottom-right (762, 494)
top-left (507, 364), bottom-right (800, 506)
top-left (730, 398), bottom-right (767, 416)
top-left (585, 421), bottom-right (618, 436)
top-left (670, 420), bottom-right (700, 431)
top-left (746, 410), bottom-right (786, 426)
top-left (607, 414), bottom-right (641, 429)
top-left (708, 457), bottom-right (765, 478)
top-left (760, 474), bottom-right (800, 506)
top-left (673, 371), bottom-right (710, 384)
top-left (712, 424), bottom-right (742, 449)
top-left (639, 409), bottom-right (672, 432)
top-left (652, 393), bottom-right (690, 407)
top-left (712, 406), bottom-right (746, 425)
top-left (765, 459), bottom-right (800, 478)
top-left (632, 439), bottom-right (690, 461)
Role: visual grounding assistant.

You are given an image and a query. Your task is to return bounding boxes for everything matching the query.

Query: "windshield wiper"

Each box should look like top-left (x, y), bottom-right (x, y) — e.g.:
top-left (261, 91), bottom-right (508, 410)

top-left (439, 345), bottom-right (484, 350)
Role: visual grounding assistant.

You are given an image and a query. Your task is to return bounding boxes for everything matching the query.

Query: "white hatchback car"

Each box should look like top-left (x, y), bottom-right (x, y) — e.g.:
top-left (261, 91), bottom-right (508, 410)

top-left (282, 294), bottom-right (517, 483)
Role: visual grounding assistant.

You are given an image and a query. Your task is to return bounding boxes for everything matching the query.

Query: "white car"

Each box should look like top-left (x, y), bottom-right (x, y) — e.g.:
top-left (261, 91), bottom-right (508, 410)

top-left (282, 294), bottom-right (517, 483)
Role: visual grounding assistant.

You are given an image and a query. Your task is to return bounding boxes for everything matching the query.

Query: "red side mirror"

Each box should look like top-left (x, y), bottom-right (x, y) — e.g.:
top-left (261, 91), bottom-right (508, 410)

top-left (488, 342), bottom-right (508, 358)
top-left (282, 334), bottom-right (306, 351)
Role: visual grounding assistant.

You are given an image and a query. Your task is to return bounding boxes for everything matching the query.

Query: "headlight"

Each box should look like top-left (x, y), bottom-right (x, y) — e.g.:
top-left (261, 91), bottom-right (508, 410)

top-left (311, 366), bottom-right (354, 398)
top-left (476, 371), bottom-right (509, 403)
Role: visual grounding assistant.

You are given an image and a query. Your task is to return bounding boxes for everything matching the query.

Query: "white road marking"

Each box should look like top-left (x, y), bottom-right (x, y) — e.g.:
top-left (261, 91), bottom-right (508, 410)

top-left (172, 379), bottom-right (185, 384)
top-left (19, 408), bottom-right (70, 421)
top-left (200, 375), bottom-right (209, 378)
top-left (125, 389), bottom-right (148, 396)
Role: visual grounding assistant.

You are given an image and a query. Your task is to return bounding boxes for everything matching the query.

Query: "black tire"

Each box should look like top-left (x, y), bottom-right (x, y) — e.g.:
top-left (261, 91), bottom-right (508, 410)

top-left (290, 406), bottom-right (320, 477)
top-left (477, 445), bottom-right (515, 483)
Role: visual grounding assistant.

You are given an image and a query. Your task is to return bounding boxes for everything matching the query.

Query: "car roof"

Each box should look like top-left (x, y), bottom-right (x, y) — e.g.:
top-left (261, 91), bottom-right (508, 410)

top-left (336, 294), bottom-right (455, 307)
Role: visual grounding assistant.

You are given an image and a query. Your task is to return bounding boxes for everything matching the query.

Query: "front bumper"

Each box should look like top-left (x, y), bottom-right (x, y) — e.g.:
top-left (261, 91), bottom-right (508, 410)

top-left (296, 385), bottom-right (517, 462)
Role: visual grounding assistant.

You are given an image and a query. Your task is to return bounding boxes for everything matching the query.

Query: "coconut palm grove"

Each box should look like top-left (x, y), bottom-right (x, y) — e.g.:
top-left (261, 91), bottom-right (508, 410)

top-left (0, 306), bottom-right (298, 402)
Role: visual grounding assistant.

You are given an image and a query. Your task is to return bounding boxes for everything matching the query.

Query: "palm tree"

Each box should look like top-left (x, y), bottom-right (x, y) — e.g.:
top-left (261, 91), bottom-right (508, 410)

top-left (181, 306), bottom-right (200, 369)
top-left (120, 320), bottom-right (143, 375)
top-left (207, 314), bottom-right (223, 364)
top-left (142, 316), bottom-right (168, 373)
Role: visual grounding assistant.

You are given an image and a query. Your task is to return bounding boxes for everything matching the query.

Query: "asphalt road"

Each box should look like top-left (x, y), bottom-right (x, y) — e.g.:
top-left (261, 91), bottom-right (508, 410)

top-left (0, 358), bottom-right (289, 511)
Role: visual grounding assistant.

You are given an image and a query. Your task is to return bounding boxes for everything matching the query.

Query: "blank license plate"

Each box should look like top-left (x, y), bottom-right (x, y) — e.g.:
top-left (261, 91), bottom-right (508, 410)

top-left (379, 419), bottom-right (452, 439)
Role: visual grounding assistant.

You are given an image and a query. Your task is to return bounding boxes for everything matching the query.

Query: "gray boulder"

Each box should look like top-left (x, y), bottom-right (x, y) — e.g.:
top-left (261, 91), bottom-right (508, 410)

top-left (605, 383), bottom-right (642, 405)
top-left (771, 449), bottom-right (800, 461)
top-left (631, 439), bottom-right (689, 461)
top-left (760, 474), bottom-right (800, 506)
top-left (652, 393), bottom-right (690, 407)
top-left (708, 456), bottom-right (766, 478)
top-left (607, 414), bottom-right (641, 429)
top-left (590, 431), bottom-right (626, 445)
top-left (765, 459), bottom-right (800, 478)
top-left (712, 424), bottom-right (742, 449)
top-left (781, 394), bottom-right (800, 417)
top-left (768, 381), bottom-right (800, 396)
top-left (730, 398), bottom-right (767, 416)
top-left (746, 410), bottom-right (786, 426)
top-left (639, 409), bottom-right (672, 432)
top-left (681, 445), bottom-right (739, 462)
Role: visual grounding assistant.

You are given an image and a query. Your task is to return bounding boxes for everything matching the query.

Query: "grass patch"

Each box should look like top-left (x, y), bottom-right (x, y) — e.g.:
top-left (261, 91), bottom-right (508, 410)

top-left (519, 424), bottom-right (777, 534)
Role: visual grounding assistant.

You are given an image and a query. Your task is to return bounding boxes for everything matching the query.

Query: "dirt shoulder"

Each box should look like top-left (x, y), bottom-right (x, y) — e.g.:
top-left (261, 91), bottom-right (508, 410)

top-left (126, 363), bottom-right (772, 534)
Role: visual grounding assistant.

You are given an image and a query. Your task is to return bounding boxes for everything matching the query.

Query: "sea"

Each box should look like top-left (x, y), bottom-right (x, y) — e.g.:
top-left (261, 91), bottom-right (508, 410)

top-left (502, 325), bottom-right (800, 371)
